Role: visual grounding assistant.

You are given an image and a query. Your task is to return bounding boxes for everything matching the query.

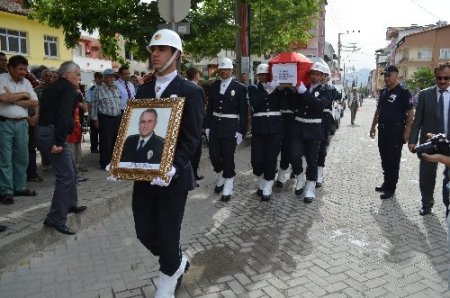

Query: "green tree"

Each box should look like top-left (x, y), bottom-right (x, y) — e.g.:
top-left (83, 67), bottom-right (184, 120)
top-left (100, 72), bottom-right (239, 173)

top-left (23, 0), bottom-right (323, 62)
top-left (405, 67), bottom-right (435, 91)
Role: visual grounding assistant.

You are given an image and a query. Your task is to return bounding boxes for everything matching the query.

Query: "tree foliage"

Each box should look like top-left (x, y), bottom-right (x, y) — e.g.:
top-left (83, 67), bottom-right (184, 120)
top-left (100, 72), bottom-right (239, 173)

top-left (405, 67), bottom-right (435, 91)
top-left (23, 0), bottom-right (323, 62)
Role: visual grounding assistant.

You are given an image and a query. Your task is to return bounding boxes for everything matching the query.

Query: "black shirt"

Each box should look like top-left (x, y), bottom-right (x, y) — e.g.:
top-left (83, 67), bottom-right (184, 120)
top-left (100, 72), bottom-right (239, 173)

top-left (377, 84), bottom-right (413, 124)
top-left (38, 78), bottom-right (77, 146)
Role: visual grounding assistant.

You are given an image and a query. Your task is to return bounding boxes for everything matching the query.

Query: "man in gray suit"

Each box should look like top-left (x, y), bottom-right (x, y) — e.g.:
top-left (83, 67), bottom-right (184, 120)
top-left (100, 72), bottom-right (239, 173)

top-left (408, 61), bottom-right (450, 216)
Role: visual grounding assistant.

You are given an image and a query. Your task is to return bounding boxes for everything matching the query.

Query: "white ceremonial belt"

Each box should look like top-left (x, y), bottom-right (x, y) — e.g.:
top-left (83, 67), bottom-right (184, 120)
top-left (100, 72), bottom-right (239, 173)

top-left (213, 112), bottom-right (240, 119)
top-left (253, 112), bottom-right (282, 117)
top-left (295, 117), bottom-right (322, 123)
top-left (280, 109), bottom-right (294, 114)
top-left (323, 109), bottom-right (333, 114)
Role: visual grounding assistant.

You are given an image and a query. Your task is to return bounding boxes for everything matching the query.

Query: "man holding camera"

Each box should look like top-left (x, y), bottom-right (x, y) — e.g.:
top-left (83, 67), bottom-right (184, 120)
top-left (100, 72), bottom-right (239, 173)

top-left (408, 62), bottom-right (450, 216)
top-left (370, 65), bottom-right (414, 200)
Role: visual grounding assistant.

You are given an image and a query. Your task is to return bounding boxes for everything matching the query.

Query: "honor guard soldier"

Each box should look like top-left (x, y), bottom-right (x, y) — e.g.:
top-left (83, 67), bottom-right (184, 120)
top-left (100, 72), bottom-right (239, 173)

top-left (131, 29), bottom-right (204, 297)
top-left (370, 65), bottom-right (413, 200)
top-left (248, 63), bottom-right (283, 201)
top-left (291, 62), bottom-right (332, 202)
top-left (316, 63), bottom-right (337, 187)
top-left (275, 84), bottom-right (298, 187)
top-left (206, 57), bottom-right (248, 202)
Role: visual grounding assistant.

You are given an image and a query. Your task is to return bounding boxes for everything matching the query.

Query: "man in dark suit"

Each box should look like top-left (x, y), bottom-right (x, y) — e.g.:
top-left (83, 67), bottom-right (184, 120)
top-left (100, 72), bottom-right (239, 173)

top-left (121, 109), bottom-right (164, 164)
top-left (126, 29), bottom-right (203, 297)
top-left (205, 57), bottom-right (248, 202)
top-left (409, 61), bottom-right (450, 216)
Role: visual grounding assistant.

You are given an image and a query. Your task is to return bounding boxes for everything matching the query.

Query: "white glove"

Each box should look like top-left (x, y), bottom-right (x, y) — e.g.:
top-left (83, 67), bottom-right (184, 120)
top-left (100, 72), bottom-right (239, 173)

top-left (296, 82), bottom-right (307, 94)
top-left (150, 166), bottom-right (176, 187)
top-left (269, 80), bottom-right (280, 90)
top-left (105, 163), bottom-right (120, 182)
top-left (235, 132), bottom-right (243, 145)
top-left (205, 128), bottom-right (210, 140)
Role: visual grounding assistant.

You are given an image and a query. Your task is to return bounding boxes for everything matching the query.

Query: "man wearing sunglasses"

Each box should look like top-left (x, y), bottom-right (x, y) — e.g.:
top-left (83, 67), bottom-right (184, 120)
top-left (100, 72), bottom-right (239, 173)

top-left (370, 65), bottom-right (414, 200)
top-left (408, 62), bottom-right (450, 216)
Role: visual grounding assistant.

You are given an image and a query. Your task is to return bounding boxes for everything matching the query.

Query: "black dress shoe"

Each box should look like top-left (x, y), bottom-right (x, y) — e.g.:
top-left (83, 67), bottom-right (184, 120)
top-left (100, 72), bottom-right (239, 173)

top-left (380, 192), bottom-right (394, 200)
top-left (91, 149), bottom-right (100, 153)
top-left (221, 195), bottom-right (231, 202)
top-left (275, 180), bottom-right (283, 188)
top-left (261, 194), bottom-right (270, 202)
top-left (214, 185), bottom-right (224, 194)
top-left (295, 188), bottom-right (303, 196)
top-left (196, 183), bottom-right (200, 187)
top-left (304, 197), bottom-right (314, 203)
top-left (315, 182), bottom-right (322, 188)
top-left (68, 206), bottom-right (87, 214)
top-left (375, 186), bottom-right (385, 192)
top-left (0, 194), bottom-right (14, 205)
top-left (256, 189), bottom-right (262, 197)
top-left (0, 225), bottom-right (6, 233)
top-left (195, 175), bottom-right (204, 181)
top-left (419, 207), bottom-right (432, 216)
top-left (43, 220), bottom-right (76, 235)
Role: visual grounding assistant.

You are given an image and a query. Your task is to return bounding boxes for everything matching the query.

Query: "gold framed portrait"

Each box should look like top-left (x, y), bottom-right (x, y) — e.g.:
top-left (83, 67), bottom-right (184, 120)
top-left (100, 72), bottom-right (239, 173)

top-left (109, 98), bottom-right (185, 181)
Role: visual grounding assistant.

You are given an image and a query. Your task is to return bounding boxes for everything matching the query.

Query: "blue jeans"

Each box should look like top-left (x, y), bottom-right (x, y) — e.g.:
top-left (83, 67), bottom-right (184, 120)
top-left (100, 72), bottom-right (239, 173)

top-left (0, 119), bottom-right (29, 195)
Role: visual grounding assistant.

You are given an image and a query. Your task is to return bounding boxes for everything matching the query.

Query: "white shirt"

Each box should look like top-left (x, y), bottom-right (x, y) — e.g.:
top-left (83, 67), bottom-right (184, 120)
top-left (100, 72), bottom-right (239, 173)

top-left (0, 73), bottom-right (38, 118)
top-left (220, 77), bottom-right (232, 95)
top-left (115, 79), bottom-right (136, 110)
top-left (437, 86), bottom-right (450, 134)
top-left (155, 71), bottom-right (177, 98)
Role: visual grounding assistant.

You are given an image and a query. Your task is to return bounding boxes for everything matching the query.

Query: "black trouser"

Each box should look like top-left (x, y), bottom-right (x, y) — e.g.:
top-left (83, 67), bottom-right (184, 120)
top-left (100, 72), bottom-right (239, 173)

top-left (317, 122), bottom-right (331, 167)
top-left (378, 123), bottom-right (404, 193)
top-left (27, 125), bottom-right (37, 178)
top-left (191, 141), bottom-right (202, 178)
top-left (279, 129), bottom-right (292, 171)
top-left (419, 156), bottom-right (450, 210)
top-left (132, 180), bottom-right (187, 276)
top-left (251, 134), bottom-right (282, 180)
top-left (291, 136), bottom-right (320, 181)
top-left (208, 136), bottom-right (236, 178)
top-left (89, 119), bottom-right (99, 152)
top-left (98, 114), bottom-right (120, 169)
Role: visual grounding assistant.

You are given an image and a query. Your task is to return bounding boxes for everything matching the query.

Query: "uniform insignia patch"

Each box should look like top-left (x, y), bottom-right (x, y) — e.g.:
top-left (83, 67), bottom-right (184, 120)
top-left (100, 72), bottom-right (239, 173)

top-left (314, 91), bottom-right (320, 97)
top-left (154, 34), bottom-right (162, 40)
top-left (231, 90), bottom-right (235, 96)
top-left (147, 150), bottom-right (153, 160)
top-left (388, 94), bottom-right (397, 102)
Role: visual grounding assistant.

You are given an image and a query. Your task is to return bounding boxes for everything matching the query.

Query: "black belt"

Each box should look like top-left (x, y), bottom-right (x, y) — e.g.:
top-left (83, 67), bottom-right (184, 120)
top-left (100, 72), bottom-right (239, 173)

top-left (378, 122), bottom-right (404, 128)
top-left (0, 116), bottom-right (27, 122)
top-left (98, 113), bottom-right (120, 119)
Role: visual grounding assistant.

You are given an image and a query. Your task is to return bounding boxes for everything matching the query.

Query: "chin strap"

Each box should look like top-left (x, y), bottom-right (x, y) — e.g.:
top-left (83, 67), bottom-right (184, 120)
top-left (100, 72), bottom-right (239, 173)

top-left (158, 49), bottom-right (180, 74)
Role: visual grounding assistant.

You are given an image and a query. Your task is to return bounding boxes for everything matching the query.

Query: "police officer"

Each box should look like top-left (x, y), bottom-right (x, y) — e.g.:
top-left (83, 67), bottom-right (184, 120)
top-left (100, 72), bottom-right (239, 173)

top-left (206, 57), bottom-right (248, 202)
top-left (291, 62), bottom-right (332, 203)
top-left (130, 29), bottom-right (204, 297)
top-left (370, 65), bottom-right (413, 200)
top-left (248, 63), bottom-right (283, 201)
top-left (317, 63), bottom-right (338, 187)
top-left (274, 84), bottom-right (298, 188)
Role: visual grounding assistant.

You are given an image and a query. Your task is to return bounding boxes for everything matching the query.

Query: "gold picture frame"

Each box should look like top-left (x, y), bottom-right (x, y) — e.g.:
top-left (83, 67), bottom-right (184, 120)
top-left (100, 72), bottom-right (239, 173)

top-left (109, 98), bottom-right (185, 181)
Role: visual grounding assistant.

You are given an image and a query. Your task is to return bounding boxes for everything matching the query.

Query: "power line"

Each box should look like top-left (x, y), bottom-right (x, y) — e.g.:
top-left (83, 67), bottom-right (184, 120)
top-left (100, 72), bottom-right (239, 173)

top-left (408, 0), bottom-right (443, 21)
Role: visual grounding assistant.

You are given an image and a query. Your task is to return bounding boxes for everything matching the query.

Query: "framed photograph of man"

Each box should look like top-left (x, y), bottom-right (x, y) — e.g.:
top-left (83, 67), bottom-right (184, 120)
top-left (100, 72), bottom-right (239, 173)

top-left (109, 98), bottom-right (185, 181)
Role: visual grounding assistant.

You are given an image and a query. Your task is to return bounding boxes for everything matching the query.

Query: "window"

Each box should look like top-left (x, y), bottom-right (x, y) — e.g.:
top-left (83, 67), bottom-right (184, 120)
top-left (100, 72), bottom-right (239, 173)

top-left (73, 43), bottom-right (82, 57)
top-left (417, 48), bottom-right (432, 60)
top-left (44, 35), bottom-right (58, 57)
top-left (440, 48), bottom-right (450, 59)
top-left (0, 28), bottom-right (27, 54)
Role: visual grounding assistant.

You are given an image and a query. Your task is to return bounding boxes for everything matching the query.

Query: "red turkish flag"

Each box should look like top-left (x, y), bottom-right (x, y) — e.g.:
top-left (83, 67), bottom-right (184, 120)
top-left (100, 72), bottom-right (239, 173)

top-left (268, 52), bottom-right (313, 85)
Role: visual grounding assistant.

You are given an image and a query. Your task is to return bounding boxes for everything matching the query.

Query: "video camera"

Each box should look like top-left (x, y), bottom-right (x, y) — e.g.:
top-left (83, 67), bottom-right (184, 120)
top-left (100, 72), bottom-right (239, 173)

top-left (413, 133), bottom-right (450, 157)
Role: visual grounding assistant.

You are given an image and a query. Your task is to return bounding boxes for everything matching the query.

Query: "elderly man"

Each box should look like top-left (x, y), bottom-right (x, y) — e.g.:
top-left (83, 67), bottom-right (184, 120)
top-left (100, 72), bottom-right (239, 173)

top-left (0, 55), bottom-right (38, 205)
top-left (36, 61), bottom-right (86, 235)
top-left (91, 68), bottom-right (121, 169)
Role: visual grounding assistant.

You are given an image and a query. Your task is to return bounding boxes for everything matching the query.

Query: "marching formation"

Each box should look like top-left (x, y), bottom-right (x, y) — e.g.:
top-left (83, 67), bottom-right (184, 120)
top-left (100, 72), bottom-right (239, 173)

top-left (206, 59), bottom-right (343, 204)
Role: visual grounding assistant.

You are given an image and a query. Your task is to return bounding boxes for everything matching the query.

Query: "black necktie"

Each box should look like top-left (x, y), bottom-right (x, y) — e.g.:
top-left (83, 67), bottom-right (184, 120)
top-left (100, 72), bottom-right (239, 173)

top-left (438, 90), bottom-right (445, 132)
top-left (137, 139), bottom-right (144, 151)
top-left (124, 81), bottom-right (132, 99)
top-left (441, 89), bottom-right (450, 134)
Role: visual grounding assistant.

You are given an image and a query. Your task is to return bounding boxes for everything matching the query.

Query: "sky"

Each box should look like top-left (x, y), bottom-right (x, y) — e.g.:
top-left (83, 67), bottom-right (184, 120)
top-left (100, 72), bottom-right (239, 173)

top-left (325, 0), bottom-right (450, 71)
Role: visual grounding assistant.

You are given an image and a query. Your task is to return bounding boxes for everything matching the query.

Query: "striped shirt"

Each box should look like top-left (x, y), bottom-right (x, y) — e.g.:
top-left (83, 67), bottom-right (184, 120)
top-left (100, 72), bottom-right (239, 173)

top-left (91, 83), bottom-right (121, 120)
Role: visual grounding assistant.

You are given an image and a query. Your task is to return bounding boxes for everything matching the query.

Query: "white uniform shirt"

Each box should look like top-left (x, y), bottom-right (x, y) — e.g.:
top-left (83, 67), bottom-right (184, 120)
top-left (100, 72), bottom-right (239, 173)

top-left (0, 73), bottom-right (38, 118)
top-left (155, 71), bottom-right (177, 98)
top-left (220, 77), bottom-right (232, 95)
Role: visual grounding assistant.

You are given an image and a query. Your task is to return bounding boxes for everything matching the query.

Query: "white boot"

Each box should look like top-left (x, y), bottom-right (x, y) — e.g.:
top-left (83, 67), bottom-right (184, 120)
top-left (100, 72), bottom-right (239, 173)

top-left (295, 173), bottom-right (306, 195)
top-left (214, 174), bottom-right (225, 193)
top-left (316, 166), bottom-right (324, 187)
top-left (256, 175), bottom-right (264, 196)
top-left (261, 180), bottom-right (274, 201)
top-left (155, 255), bottom-right (190, 298)
top-left (221, 177), bottom-right (234, 201)
top-left (276, 168), bottom-right (289, 185)
top-left (304, 180), bottom-right (316, 203)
